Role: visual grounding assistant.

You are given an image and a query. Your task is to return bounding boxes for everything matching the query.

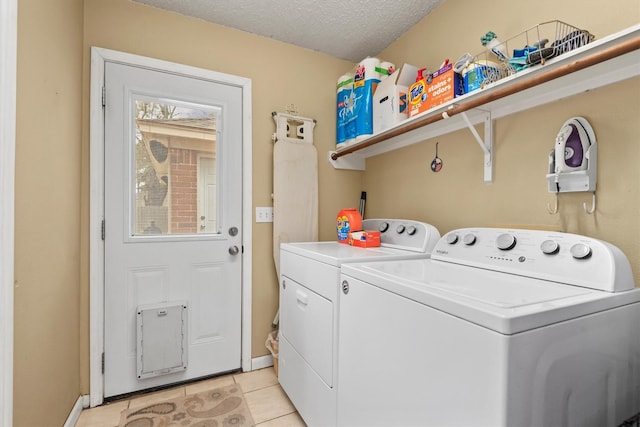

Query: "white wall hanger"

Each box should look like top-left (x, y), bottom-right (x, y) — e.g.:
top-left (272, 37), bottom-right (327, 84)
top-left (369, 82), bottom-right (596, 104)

top-left (272, 111), bottom-right (316, 145)
top-left (546, 116), bottom-right (597, 214)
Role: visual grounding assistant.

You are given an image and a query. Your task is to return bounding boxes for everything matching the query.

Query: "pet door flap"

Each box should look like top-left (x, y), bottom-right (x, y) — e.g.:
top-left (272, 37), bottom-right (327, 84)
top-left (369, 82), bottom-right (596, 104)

top-left (136, 302), bottom-right (188, 379)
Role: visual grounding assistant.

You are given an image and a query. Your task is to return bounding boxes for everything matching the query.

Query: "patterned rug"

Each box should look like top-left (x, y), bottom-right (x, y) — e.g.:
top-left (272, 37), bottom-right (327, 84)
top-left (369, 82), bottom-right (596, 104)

top-left (119, 383), bottom-right (255, 427)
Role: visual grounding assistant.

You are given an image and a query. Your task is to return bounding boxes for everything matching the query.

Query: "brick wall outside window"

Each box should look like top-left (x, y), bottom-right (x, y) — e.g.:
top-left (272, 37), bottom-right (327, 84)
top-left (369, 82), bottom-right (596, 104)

top-left (170, 148), bottom-right (198, 233)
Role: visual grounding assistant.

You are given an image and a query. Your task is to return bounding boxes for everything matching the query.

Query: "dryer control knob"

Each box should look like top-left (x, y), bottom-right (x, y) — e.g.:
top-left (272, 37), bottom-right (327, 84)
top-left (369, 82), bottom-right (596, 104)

top-left (496, 233), bottom-right (517, 250)
top-left (570, 243), bottom-right (592, 259)
top-left (445, 233), bottom-right (459, 244)
top-left (540, 240), bottom-right (560, 255)
top-left (407, 225), bottom-right (417, 236)
top-left (396, 225), bottom-right (406, 234)
top-left (379, 222), bottom-right (389, 233)
top-left (462, 233), bottom-right (477, 246)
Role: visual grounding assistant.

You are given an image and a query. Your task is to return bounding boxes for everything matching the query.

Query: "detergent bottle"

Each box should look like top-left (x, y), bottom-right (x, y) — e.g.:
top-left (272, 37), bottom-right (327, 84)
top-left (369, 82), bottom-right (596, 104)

top-left (407, 68), bottom-right (430, 118)
top-left (336, 208), bottom-right (363, 243)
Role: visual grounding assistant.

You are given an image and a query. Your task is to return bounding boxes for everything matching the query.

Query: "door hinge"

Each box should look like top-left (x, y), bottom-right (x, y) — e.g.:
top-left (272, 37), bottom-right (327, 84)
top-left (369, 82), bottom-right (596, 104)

top-left (101, 219), bottom-right (105, 240)
top-left (101, 352), bottom-right (105, 374)
top-left (102, 86), bottom-right (106, 107)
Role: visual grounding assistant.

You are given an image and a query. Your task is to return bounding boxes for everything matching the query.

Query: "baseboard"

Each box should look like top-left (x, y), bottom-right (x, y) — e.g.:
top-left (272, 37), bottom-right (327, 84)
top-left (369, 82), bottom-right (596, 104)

top-left (251, 354), bottom-right (273, 371)
top-left (63, 394), bottom-right (89, 427)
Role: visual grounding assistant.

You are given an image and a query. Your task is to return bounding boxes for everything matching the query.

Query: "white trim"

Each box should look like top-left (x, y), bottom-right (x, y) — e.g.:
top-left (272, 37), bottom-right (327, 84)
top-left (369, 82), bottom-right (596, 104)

top-left (242, 75), bottom-right (253, 373)
top-left (90, 47), bottom-right (253, 406)
top-left (0, 0), bottom-right (17, 425)
top-left (63, 395), bottom-right (89, 427)
top-left (89, 48), bottom-right (106, 408)
top-left (251, 354), bottom-right (274, 371)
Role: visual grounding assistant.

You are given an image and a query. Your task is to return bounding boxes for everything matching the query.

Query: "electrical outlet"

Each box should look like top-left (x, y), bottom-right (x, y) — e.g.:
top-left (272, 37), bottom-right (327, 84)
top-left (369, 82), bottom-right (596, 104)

top-left (256, 207), bottom-right (274, 223)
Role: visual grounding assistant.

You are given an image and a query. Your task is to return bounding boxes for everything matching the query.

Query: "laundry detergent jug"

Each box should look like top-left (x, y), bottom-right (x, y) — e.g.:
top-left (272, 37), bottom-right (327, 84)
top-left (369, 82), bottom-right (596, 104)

top-left (336, 208), bottom-right (362, 243)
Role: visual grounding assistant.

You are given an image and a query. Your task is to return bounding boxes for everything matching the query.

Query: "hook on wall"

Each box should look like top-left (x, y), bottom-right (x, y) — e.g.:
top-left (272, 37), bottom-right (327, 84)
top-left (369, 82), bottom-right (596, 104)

top-left (547, 192), bottom-right (596, 214)
top-left (547, 193), bottom-right (559, 215)
top-left (583, 192), bottom-right (596, 214)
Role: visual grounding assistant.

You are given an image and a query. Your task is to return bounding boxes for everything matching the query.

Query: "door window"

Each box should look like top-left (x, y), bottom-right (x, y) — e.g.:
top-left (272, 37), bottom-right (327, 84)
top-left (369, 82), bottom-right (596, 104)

top-left (133, 98), bottom-right (220, 236)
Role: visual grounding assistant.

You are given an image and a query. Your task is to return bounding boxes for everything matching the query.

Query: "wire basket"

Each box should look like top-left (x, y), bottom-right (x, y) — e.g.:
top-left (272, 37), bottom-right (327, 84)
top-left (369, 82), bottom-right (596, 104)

top-left (456, 20), bottom-right (595, 91)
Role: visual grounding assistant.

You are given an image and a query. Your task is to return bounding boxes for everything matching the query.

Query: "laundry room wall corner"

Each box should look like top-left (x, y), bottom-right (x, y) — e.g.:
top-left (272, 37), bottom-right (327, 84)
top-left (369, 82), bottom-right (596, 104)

top-left (14, 0), bottom-right (84, 425)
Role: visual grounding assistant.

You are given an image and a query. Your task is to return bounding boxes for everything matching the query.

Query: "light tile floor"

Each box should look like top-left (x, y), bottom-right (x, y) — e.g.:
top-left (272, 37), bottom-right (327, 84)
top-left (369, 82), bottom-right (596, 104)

top-left (76, 367), bottom-right (306, 427)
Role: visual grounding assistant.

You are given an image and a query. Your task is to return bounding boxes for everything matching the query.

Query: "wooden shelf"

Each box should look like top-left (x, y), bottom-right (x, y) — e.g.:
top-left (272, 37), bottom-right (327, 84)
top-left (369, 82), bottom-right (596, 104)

top-left (329, 24), bottom-right (640, 183)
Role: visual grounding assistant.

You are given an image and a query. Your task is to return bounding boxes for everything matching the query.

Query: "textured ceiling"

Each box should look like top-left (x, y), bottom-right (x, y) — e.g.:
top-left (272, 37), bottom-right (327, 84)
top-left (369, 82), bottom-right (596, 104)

top-left (134, 0), bottom-right (445, 61)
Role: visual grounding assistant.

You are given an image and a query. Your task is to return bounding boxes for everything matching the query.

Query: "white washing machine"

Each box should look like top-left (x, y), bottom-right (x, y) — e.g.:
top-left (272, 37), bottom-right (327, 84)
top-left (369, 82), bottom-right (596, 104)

top-left (278, 219), bottom-right (440, 427)
top-left (338, 228), bottom-right (640, 427)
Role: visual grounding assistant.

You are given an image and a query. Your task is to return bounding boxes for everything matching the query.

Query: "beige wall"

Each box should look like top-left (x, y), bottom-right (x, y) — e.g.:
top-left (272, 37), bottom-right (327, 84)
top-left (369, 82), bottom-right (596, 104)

top-left (14, 0), bottom-right (84, 425)
top-left (369, 0), bottom-right (640, 279)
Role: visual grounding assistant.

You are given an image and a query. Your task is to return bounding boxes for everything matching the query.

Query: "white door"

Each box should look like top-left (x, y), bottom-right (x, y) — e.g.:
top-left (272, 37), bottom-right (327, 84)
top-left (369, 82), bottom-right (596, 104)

top-left (103, 61), bottom-right (243, 397)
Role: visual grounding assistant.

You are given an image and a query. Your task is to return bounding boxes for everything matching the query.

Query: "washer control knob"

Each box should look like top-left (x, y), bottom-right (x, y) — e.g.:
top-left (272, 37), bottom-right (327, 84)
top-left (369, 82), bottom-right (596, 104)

top-left (379, 222), bottom-right (389, 233)
top-left (496, 233), bottom-right (517, 250)
top-left (570, 243), bottom-right (592, 259)
top-left (407, 225), bottom-right (417, 236)
top-left (396, 225), bottom-right (406, 234)
top-left (462, 233), bottom-right (476, 246)
top-left (540, 240), bottom-right (560, 255)
top-left (445, 233), bottom-right (459, 244)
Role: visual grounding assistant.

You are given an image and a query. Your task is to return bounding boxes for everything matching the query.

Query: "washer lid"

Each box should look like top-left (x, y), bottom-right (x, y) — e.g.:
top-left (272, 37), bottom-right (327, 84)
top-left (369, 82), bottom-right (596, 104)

top-left (341, 259), bottom-right (640, 334)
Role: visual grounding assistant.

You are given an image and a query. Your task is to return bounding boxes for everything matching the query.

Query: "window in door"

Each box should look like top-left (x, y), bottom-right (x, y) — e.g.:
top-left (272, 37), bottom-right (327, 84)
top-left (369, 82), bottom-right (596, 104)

top-left (133, 98), bottom-right (220, 236)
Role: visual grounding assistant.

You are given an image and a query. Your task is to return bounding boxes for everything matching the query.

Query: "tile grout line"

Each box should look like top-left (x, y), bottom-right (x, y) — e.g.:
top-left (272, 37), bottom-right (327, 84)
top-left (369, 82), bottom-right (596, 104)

top-left (241, 380), bottom-right (282, 395)
top-left (254, 410), bottom-right (298, 425)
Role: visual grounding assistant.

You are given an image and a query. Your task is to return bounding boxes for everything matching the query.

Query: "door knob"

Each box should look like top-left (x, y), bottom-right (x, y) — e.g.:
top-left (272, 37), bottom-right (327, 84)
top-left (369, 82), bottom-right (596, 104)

top-left (228, 245), bottom-right (240, 255)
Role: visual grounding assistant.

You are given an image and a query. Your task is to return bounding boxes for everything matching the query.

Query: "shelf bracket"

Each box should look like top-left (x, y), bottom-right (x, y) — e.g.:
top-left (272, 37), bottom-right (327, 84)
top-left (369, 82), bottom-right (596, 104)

top-left (328, 150), bottom-right (365, 171)
top-left (458, 111), bottom-right (493, 183)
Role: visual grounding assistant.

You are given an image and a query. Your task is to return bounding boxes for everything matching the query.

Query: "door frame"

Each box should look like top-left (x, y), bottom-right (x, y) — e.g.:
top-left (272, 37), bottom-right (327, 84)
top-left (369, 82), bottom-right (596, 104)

top-left (0, 0), bottom-right (17, 424)
top-left (90, 47), bottom-right (253, 406)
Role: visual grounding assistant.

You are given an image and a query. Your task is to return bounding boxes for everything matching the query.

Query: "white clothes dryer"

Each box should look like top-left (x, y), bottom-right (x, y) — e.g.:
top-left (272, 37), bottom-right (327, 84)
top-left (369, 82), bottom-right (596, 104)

top-left (278, 219), bottom-right (440, 427)
top-left (338, 228), bottom-right (640, 427)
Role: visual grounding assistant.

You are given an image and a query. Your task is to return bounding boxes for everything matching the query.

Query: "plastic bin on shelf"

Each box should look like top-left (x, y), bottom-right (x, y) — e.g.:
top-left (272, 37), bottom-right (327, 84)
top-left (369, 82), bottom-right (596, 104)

top-left (459, 20), bottom-right (595, 93)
